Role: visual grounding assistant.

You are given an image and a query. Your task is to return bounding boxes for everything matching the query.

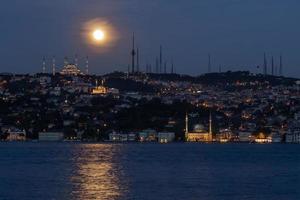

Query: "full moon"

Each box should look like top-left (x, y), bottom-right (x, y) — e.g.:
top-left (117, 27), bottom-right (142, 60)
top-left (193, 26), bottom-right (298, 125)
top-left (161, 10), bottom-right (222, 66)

top-left (83, 18), bottom-right (119, 49)
top-left (93, 29), bottom-right (105, 41)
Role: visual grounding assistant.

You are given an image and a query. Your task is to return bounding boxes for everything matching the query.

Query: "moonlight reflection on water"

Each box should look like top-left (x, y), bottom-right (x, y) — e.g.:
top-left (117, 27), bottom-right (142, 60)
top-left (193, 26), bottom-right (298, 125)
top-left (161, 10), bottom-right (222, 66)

top-left (0, 143), bottom-right (299, 200)
top-left (70, 144), bottom-right (127, 200)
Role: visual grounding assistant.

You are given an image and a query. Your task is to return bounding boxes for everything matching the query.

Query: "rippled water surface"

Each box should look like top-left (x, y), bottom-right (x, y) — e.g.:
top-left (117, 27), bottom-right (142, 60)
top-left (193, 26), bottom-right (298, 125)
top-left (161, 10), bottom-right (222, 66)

top-left (0, 143), bottom-right (299, 200)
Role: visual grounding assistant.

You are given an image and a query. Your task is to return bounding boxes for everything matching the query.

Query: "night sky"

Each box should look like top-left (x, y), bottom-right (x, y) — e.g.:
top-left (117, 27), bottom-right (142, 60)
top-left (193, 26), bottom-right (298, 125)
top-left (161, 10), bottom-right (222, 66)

top-left (1, 0), bottom-right (300, 77)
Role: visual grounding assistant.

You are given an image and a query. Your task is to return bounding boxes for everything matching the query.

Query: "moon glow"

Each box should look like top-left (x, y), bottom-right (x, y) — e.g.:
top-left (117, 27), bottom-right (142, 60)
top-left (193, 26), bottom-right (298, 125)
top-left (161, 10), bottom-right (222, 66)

top-left (93, 29), bottom-right (105, 41)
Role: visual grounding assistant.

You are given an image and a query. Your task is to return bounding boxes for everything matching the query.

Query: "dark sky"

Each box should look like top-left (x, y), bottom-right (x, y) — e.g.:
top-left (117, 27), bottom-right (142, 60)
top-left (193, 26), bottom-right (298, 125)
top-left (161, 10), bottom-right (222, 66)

top-left (1, 0), bottom-right (300, 77)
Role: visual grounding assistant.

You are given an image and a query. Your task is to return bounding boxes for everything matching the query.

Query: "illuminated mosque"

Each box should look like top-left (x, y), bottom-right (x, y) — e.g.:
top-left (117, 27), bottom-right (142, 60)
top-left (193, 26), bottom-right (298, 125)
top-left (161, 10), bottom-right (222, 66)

top-left (60, 64), bottom-right (83, 76)
top-left (92, 79), bottom-right (108, 95)
top-left (41, 55), bottom-right (89, 76)
top-left (185, 112), bottom-right (213, 142)
top-left (60, 56), bottom-right (88, 76)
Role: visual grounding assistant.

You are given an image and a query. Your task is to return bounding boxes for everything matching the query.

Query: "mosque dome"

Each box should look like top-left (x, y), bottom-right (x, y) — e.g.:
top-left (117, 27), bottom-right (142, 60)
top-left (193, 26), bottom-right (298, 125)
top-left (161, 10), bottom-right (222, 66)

top-left (60, 64), bottom-right (82, 76)
top-left (193, 124), bottom-right (206, 132)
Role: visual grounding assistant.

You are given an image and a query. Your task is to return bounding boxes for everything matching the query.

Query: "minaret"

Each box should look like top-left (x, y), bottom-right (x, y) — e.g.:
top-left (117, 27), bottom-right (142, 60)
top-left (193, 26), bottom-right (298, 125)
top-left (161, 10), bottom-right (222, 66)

top-left (208, 54), bottom-right (211, 73)
top-left (136, 47), bottom-right (140, 72)
top-left (75, 54), bottom-right (78, 66)
top-left (171, 60), bottom-right (174, 74)
top-left (85, 56), bottom-right (89, 75)
top-left (131, 33), bottom-right (136, 73)
top-left (64, 56), bottom-right (68, 66)
top-left (164, 61), bottom-right (167, 74)
top-left (159, 45), bottom-right (162, 74)
top-left (42, 56), bottom-right (46, 73)
top-left (52, 56), bottom-right (56, 76)
top-left (185, 112), bottom-right (189, 141)
top-left (279, 54), bottom-right (283, 76)
top-left (263, 53), bottom-right (267, 75)
top-left (271, 56), bottom-right (274, 76)
top-left (209, 111), bottom-right (213, 142)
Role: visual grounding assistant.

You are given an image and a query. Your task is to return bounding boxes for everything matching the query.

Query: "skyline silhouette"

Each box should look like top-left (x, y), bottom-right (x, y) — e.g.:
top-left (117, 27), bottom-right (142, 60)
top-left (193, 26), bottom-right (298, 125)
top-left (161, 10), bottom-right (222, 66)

top-left (1, 0), bottom-right (300, 77)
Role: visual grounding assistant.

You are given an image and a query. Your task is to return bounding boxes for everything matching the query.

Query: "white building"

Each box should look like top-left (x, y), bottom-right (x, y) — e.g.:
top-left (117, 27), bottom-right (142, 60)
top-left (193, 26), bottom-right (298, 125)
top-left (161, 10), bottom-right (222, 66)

top-left (216, 128), bottom-right (233, 143)
top-left (270, 131), bottom-right (282, 143)
top-left (109, 132), bottom-right (128, 142)
top-left (138, 129), bottom-right (157, 142)
top-left (127, 133), bottom-right (136, 142)
top-left (286, 121), bottom-right (300, 143)
top-left (158, 132), bottom-right (175, 143)
top-left (286, 130), bottom-right (300, 143)
top-left (39, 132), bottom-right (64, 141)
top-left (6, 128), bottom-right (26, 141)
top-left (238, 131), bottom-right (252, 142)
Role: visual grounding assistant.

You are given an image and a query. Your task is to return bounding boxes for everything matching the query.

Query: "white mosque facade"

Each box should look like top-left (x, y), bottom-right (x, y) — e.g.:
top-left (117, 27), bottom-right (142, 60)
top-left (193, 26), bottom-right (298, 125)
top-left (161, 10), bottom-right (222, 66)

top-left (60, 64), bottom-right (83, 76)
top-left (185, 113), bottom-right (213, 142)
top-left (41, 56), bottom-right (88, 76)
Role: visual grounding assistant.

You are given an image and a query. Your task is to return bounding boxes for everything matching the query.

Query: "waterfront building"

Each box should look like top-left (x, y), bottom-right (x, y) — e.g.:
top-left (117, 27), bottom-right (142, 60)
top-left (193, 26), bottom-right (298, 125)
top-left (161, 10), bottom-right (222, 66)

top-left (138, 129), bottom-right (157, 142)
top-left (254, 132), bottom-right (272, 143)
top-left (270, 131), bottom-right (282, 143)
top-left (286, 121), bottom-right (300, 143)
top-left (127, 133), bottom-right (136, 142)
top-left (185, 113), bottom-right (213, 142)
top-left (286, 130), bottom-right (300, 143)
top-left (158, 132), bottom-right (175, 143)
top-left (119, 134), bottom-right (128, 142)
top-left (109, 132), bottom-right (128, 142)
top-left (38, 132), bottom-right (64, 141)
top-left (238, 131), bottom-right (252, 142)
top-left (215, 128), bottom-right (233, 143)
top-left (138, 131), bottom-right (148, 142)
top-left (6, 128), bottom-right (26, 141)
